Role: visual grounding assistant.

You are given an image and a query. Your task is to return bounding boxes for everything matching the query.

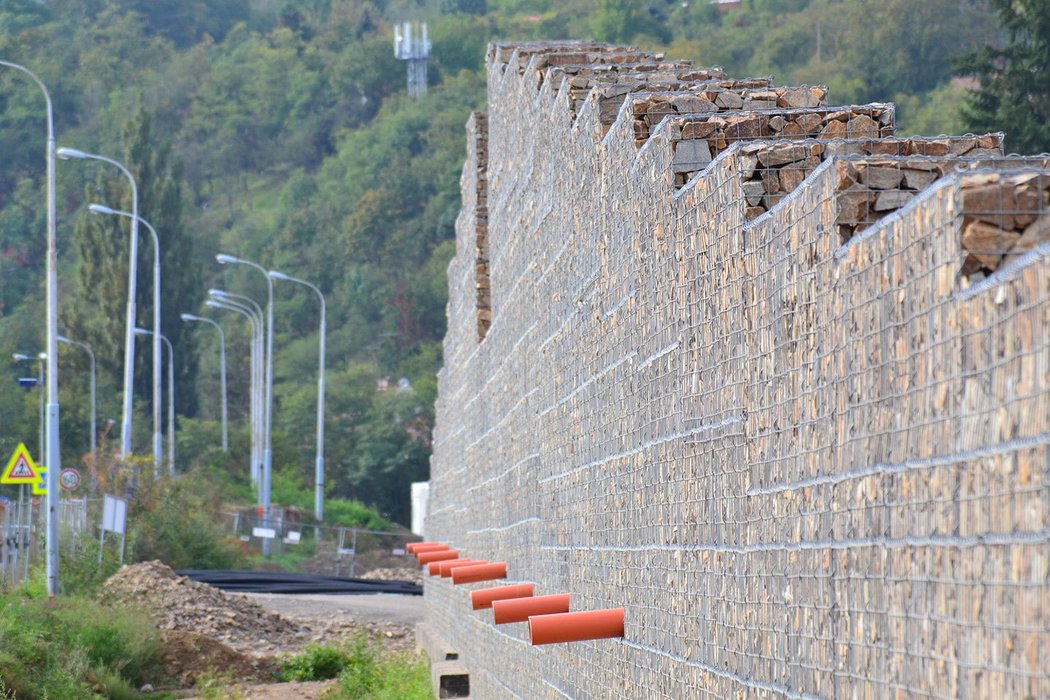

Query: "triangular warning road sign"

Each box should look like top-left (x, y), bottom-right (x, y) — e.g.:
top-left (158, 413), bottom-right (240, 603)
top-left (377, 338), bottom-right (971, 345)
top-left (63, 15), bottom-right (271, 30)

top-left (2, 443), bottom-right (39, 484)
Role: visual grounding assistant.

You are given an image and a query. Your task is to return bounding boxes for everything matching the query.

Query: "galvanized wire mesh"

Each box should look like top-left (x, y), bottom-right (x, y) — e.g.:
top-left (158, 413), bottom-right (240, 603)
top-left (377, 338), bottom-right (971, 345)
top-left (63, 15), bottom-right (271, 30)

top-left (426, 41), bottom-right (1050, 700)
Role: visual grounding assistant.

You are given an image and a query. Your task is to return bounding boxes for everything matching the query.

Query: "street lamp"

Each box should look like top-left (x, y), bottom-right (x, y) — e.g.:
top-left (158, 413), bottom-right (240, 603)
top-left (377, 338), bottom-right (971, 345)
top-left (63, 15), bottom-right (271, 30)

top-left (12, 353), bottom-right (45, 469)
top-left (57, 336), bottom-right (96, 457)
top-left (2, 59), bottom-right (61, 596)
top-left (133, 329), bottom-right (175, 474)
top-left (88, 203), bottom-right (162, 473)
top-left (269, 270), bottom-right (326, 522)
top-left (206, 296), bottom-right (263, 490)
top-left (180, 314), bottom-right (228, 452)
top-left (57, 147), bottom-right (138, 464)
top-left (215, 254), bottom-right (274, 554)
top-left (208, 291), bottom-right (263, 471)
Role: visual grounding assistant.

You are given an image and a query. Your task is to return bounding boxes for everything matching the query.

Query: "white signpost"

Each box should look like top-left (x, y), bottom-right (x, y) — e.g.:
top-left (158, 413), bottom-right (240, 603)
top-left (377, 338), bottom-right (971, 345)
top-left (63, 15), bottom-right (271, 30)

top-left (99, 494), bottom-right (128, 563)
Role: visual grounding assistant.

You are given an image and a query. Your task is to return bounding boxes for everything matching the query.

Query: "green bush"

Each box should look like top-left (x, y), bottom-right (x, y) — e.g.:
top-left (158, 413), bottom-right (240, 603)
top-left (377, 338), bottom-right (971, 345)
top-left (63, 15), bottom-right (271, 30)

top-left (131, 477), bottom-right (252, 570)
top-left (278, 643), bottom-right (351, 681)
top-left (326, 636), bottom-right (432, 700)
top-left (323, 498), bottom-right (394, 532)
top-left (0, 573), bottom-right (162, 698)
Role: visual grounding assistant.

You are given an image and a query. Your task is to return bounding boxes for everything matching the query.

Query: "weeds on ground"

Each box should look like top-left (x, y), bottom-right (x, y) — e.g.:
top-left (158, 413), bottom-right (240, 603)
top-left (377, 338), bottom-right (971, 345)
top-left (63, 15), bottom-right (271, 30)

top-left (322, 634), bottom-right (432, 700)
top-left (279, 643), bottom-right (350, 681)
top-left (0, 569), bottom-right (162, 698)
top-left (195, 670), bottom-right (248, 700)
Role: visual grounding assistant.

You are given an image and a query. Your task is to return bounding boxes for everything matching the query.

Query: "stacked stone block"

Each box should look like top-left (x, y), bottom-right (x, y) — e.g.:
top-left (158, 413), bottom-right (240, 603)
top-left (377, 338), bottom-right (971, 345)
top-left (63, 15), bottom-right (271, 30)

top-left (426, 40), bottom-right (1050, 699)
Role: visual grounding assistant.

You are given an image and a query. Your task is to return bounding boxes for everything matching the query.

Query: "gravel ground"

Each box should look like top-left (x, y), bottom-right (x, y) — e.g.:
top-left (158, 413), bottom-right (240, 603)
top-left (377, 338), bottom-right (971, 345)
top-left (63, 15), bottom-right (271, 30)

top-left (100, 562), bottom-right (425, 698)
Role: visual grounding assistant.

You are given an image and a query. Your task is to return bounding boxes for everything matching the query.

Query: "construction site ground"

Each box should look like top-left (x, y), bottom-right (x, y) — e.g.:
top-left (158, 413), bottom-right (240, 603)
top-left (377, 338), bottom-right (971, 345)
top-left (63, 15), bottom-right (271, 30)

top-left (100, 562), bottom-right (424, 698)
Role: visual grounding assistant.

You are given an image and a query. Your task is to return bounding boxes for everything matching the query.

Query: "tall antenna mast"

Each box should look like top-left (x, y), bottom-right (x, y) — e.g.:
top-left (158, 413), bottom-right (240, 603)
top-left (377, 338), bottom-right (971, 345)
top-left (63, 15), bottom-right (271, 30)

top-left (394, 21), bottom-right (431, 98)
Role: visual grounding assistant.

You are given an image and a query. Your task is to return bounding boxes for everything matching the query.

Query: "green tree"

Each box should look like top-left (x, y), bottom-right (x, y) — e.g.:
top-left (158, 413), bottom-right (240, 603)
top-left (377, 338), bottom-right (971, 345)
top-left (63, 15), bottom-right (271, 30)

top-left (589, 0), bottom-right (670, 44)
top-left (959, 0), bottom-right (1050, 154)
top-left (65, 104), bottom-right (200, 420)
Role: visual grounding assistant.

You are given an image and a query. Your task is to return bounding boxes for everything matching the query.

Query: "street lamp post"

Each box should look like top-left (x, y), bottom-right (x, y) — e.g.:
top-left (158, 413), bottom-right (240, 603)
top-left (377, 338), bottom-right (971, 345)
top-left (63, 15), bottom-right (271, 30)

top-left (133, 329), bottom-right (175, 474)
top-left (87, 204), bottom-right (163, 474)
top-left (180, 314), bottom-right (228, 452)
top-left (207, 296), bottom-right (263, 491)
top-left (2, 59), bottom-right (61, 596)
top-left (205, 298), bottom-right (261, 486)
top-left (57, 337), bottom-right (96, 458)
top-left (269, 270), bottom-right (326, 522)
top-left (215, 254), bottom-right (274, 554)
top-left (56, 147), bottom-right (139, 466)
top-left (209, 290), bottom-right (264, 473)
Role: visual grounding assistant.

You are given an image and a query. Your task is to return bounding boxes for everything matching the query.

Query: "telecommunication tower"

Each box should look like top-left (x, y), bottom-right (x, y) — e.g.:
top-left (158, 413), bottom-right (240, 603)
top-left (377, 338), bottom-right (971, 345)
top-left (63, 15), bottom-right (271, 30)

top-left (394, 22), bottom-right (431, 98)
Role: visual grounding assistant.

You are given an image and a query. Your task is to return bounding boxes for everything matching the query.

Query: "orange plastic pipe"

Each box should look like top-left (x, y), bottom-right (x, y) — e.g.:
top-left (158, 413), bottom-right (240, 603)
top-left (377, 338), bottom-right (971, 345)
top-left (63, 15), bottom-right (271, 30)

top-left (417, 549), bottom-right (460, 565)
top-left (451, 561), bottom-right (507, 584)
top-left (428, 558), bottom-right (478, 576)
top-left (411, 543), bottom-right (450, 558)
top-left (492, 593), bottom-right (570, 624)
top-left (440, 559), bottom-right (488, 578)
top-left (471, 583), bottom-right (535, 610)
top-left (408, 542), bottom-right (445, 554)
top-left (528, 608), bottom-right (625, 645)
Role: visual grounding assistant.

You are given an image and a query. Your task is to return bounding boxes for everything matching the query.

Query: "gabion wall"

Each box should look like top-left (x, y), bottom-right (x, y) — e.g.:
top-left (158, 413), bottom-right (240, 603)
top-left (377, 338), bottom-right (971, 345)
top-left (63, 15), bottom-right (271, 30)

top-left (425, 41), bottom-right (1050, 699)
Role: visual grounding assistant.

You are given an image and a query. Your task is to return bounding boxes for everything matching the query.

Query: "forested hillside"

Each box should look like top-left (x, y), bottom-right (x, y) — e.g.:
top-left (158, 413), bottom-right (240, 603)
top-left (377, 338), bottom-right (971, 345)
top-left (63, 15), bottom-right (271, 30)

top-left (0, 0), bottom-right (1031, 524)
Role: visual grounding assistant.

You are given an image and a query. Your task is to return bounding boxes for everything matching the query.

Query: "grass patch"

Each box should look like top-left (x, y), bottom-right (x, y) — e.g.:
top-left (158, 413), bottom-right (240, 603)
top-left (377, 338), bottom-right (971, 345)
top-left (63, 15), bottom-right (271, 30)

top-left (0, 572), bottom-right (163, 698)
top-left (278, 643), bottom-right (350, 681)
top-left (323, 636), bottom-right (431, 700)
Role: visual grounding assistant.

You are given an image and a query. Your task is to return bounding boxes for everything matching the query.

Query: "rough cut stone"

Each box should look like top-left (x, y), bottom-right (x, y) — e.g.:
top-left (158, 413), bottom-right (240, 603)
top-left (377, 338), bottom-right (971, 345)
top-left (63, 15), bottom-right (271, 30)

top-left (858, 165), bottom-right (904, 190)
top-left (873, 189), bottom-right (915, 211)
top-left (757, 144), bottom-right (809, 167)
top-left (845, 114), bottom-right (881, 138)
top-left (714, 91), bottom-right (744, 109)
top-left (818, 119), bottom-right (848, 140)
top-left (962, 219), bottom-right (1020, 268)
top-left (777, 87), bottom-right (823, 109)
top-left (673, 140), bottom-right (713, 173)
top-left (670, 95), bottom-right (717, 114)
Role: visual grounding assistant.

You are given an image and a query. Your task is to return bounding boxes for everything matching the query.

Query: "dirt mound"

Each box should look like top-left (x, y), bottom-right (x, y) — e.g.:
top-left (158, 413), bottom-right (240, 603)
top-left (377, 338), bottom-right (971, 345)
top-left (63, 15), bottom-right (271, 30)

top-left (160, 631), bottom-right (278, 687)
top-left (100, 560), bottom-right (309, 656)
top-left (357, 566), bottom-right (424, 586)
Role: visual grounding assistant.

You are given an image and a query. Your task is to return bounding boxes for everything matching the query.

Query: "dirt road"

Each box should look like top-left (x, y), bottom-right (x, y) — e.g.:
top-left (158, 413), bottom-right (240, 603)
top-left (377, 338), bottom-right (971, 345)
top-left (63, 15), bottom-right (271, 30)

top-left (179, 591), bottom-right (425, 699)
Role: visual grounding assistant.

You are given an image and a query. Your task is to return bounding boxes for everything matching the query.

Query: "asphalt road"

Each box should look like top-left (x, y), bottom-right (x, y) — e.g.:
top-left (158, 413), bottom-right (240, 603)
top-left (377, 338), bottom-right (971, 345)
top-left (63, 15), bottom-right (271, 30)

top-left (233, 590), bottom-right (426, 626)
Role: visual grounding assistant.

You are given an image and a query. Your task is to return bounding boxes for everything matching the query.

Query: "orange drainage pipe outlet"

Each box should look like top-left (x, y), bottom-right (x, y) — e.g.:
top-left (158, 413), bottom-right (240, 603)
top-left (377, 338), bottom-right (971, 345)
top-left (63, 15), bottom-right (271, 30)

top-left (417, 549), bottom-right (460, 565)
top-left (411, 543), bottom-right (450, 557)
top-left (492, 593), bottom-right (570, 624)
top-left (440, 559), bottom-right (488, 578)
top-left (451, 561), bottom-right (507, 584)
top-left (408, 542), bottom-right (446, 554)
top-left (471, 583), bottom-right (535, 610)
top-left (428, 558), bottom-right (477, 576)
top-left (528, 608), bottom-right (625, 645)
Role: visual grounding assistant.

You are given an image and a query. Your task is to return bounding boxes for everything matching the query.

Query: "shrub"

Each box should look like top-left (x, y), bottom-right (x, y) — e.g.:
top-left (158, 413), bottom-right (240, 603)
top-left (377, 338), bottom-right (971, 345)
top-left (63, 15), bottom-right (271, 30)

top-left (0, 572), bottom-right (163, 698)
top-left (326, 635), bottom-right (432, 700)
top-left (278, 643), bottom-right (351, 681)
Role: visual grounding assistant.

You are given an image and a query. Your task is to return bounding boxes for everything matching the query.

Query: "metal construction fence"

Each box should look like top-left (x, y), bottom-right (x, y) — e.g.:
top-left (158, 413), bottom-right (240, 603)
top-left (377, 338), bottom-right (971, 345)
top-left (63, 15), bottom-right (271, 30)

top-left (0, 496), bottom-right (104, 587)
top-left (219, 510), bottom-right (421, 579)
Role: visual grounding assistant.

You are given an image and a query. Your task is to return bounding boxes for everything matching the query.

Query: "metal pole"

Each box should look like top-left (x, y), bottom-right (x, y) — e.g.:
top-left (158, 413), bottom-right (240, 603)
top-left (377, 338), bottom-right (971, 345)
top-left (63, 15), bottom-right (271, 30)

top-left (88, 207), bottom-right (162, 473)
top-left (56, 148), bottom-right (140, 464)
top-left (2, 60), bottom-right (62, 595)
top-left (135, 329), bottom-right (175, 473)
top-left (216, 255), bottom-right (274, 556)
top-left (210, 290), bottom-right (263, 480)
top-left (164, 334), bottom-right (174, 473)
top-left (181, 315), bottom-right (228, 451)
top-left (270, 271), bottom-right (326, 522)
top-left (207, 299), bottom-right (261, 488)
top-left (37, 358), bottom-right (45, 471)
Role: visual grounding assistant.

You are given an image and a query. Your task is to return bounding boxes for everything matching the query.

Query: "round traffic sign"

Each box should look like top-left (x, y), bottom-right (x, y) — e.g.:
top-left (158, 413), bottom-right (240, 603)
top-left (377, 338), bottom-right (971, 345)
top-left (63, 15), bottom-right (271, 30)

top-left (59, 468), bottom-right (81, 491)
